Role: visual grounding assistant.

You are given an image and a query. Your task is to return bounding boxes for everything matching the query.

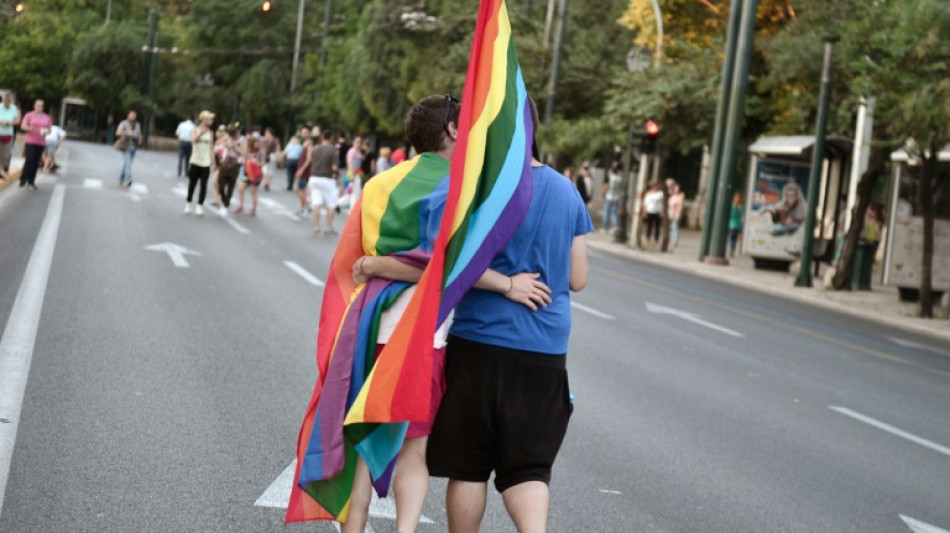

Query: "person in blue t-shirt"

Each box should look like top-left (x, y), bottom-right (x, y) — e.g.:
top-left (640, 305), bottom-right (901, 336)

top-left (426, 99), bottom-right (594, 533)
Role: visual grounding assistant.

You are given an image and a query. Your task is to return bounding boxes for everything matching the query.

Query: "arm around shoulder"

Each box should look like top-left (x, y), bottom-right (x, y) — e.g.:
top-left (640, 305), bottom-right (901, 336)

top-left (569, 234), bottom-right (589, 292)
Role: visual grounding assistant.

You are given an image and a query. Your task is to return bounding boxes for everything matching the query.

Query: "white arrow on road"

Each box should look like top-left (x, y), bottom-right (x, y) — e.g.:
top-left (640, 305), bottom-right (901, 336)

top-left (645, 302), bottom-right (745, 338)
top-left (902, 515), bottom-right (950, 533)
top-left (144, 243), bottom-right (201, 268)
top-left (256, 460), bottom-right (435, 529)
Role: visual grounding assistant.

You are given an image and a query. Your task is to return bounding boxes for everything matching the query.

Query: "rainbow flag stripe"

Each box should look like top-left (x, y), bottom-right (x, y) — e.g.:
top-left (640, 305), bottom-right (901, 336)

top-left (344, 0), bottom-right (534, 429)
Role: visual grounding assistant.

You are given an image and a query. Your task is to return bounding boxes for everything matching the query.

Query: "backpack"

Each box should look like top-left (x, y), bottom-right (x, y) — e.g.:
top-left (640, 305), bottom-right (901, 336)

top-left (217, 143), bottom-right (241, 169)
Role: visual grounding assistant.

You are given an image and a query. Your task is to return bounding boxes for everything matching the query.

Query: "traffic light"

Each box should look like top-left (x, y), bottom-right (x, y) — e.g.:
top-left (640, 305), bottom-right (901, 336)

top-left (643, 120), bottom-right (659, 152)
top-left (261, 0), bottom-right (272, 12)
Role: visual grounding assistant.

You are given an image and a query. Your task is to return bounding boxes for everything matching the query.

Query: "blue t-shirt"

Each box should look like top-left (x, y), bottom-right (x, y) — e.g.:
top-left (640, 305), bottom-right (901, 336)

top-left (449, 165), bottom-right (594, 354)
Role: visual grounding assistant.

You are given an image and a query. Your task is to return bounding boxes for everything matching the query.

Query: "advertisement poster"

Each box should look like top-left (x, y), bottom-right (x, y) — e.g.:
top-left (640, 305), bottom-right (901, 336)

top-left (885, 214), bottom-right (950, 291)
top-left (745, 159), bottom-right (811, 261)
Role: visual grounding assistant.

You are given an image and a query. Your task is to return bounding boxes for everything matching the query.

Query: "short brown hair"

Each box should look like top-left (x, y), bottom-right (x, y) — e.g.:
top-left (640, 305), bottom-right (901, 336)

top-left (405, 95), bottom-right (460, 154)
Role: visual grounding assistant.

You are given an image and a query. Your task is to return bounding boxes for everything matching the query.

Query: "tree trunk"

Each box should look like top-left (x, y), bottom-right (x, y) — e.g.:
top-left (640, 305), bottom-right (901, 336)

top-left (918, 138), bottom-right (938, 318)
top-left (832, 148), bottom-right (887, 290)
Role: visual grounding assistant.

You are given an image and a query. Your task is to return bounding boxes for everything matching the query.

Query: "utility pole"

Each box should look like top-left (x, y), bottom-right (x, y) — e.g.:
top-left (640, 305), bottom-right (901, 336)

top-left (106, 0), bottom-right (113, 24)
top-left (698, 0), bottom-right (742, 261)
top-left (705, 0), bottom-right (758, 264)
top-left (144, 8), bottom-right (158, 146)
top-left (544, 0), bottom-right (567, 124)
top-left (795, 40), bottom-right (836, 287)
top-left (290, 0), bottom-right (305, 93)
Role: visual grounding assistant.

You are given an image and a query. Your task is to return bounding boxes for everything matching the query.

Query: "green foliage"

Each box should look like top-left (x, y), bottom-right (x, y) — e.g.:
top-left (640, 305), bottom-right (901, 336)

top-left (68, 21), bottom-right (146, 116)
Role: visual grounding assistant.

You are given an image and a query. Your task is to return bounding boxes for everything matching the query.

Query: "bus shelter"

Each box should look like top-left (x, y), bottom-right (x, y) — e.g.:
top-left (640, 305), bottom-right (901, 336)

top-left (742, 136), bottom-right (853, 271)
top-left (882, 145), bottom-right (950, 300)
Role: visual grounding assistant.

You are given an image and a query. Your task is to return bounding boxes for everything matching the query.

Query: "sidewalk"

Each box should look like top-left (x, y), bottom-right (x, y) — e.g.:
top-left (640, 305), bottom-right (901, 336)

top-left (586, 228), bottom-right (950, 342)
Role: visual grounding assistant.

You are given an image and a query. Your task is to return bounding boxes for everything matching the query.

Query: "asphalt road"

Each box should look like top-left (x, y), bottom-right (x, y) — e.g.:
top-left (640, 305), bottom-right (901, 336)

top-left (1, 142), bottom-right (948, 533)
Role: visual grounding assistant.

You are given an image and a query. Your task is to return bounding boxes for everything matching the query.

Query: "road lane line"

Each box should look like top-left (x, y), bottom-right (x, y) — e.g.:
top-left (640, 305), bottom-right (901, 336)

top-left (646, 302), bottom-right (744, 337)
top-left (223, 215), bottom-right (250, 234)
top-left (0, 185), bottom-right (65, 518)
top-left (284, 261), bottom-right (325, 287)
top-left (570, 301), bottom-right (615, 320)
top-left (82, 178), bottom-right (103, 189)
top-left (901, 515), bottom-right (950, 533)
top-left (830, 406), bottom-right (950, 458)
top-left (591, 264), bottom-right (950, 379)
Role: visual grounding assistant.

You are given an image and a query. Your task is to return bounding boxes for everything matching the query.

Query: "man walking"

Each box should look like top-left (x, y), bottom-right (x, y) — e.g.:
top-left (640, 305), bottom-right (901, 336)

top-left (175, 114), bottom-right (195, 177)
top-left (116, 111), bottom-right (142, 187)
top-left (306, 128), bottom-right (340, 235)
top-left (0, 91), bottom-right (20, 178)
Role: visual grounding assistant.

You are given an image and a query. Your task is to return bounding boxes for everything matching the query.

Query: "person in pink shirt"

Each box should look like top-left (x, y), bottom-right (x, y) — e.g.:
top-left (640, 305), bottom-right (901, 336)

top-left (20, 99), bottom-right (53, 190)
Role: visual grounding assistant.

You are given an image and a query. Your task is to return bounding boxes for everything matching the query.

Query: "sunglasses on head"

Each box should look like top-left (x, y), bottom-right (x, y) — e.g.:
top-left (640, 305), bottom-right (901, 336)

top-left (443, 94), bottom-right (459, 135)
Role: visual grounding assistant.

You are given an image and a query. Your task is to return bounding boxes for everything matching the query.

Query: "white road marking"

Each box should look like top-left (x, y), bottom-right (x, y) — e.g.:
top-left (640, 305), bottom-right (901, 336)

top-left (284, 261), bottom-right (325, 287)
top-left (0, 185), bottom-right (65, 519)
top-left (258, 197), bottom-right (300, 220)
top-left (223, 215), bottom-right (250, 234)
top-left (887, 337), bottom-right (950, 357)
top-left (172, 186), bottom-right (187, 198)
top-left (0, 178), bottom-right (20, 213)
top-left (570, 301), bottom-right (615, 320)
top-left (830, 406), bottom-right (950, 458)
top-left (82, 178), bottom-right (103, 189)
top-left (645, 302), bottom-right (745, 337)
top-left (143, 242), bottom-right (201, 268)
top-left (599, 489), bottom-right (622, 495)
top-left (130, 194), bottom-right (142, 203)
top-left (130, 183), bottom-right (149, 194)
top-left (901, 515), bottom-right (950, 533)
top-left (162, 171), bottom-right (173, 178)
top-left (256, 460), bottom-right (433, 527)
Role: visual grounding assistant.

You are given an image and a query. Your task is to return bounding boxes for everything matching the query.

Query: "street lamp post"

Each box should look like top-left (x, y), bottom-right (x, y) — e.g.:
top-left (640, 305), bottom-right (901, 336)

top-left (290, 0), bottom-right (305, 93)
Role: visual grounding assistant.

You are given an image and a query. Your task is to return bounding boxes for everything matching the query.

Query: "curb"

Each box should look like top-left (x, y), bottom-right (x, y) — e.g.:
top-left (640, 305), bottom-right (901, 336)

top-left (587, 239), bottom-right (950, 344)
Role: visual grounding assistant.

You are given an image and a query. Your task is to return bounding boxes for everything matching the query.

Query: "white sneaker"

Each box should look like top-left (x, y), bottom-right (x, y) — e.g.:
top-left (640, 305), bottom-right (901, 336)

top-left (219, 206), bottom-right (228, 217)
top-left (195, 205), bottom-right (204, 217)
top-left (184, 203), bottom-right (193, 215)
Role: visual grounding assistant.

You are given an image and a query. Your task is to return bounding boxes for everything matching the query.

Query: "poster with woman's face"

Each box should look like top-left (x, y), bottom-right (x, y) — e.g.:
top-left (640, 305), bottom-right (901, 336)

top-left (746, 160), bottom-right (810, 260)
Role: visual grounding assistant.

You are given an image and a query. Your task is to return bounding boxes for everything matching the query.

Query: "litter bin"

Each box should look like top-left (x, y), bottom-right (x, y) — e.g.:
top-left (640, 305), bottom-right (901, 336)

top-left (852, 241), bottom-right (876, 290)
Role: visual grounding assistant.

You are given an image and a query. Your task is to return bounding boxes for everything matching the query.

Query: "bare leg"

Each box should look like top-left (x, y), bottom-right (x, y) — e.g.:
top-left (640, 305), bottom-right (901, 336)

top-left (501, 481), bottom-right (549, 533)
top-left (394, 437), bottom-right (428, 533)
top-left (296, 187), bottom-right (307, 210)
top-left (312, 206), bottom-right (321, 232)
top-left (446, 480), bottom-right (487, 533)
top-left (340, 457), bottom-right (373, 533)
top-left (250, 184), bottom-right (259, 213)
top-left (326, 207), bottom-right (336, 231)
top-left (235, 181), bottom-right (246, 210)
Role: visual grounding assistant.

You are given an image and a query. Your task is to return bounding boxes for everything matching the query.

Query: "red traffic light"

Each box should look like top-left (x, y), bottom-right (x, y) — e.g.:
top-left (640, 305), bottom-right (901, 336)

top-left (645, 120), bottom-right (659, 136)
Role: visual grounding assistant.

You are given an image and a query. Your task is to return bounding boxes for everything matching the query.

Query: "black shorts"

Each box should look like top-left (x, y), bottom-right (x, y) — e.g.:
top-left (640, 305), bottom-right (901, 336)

top-left (426, 335), bottom-right (572, 493)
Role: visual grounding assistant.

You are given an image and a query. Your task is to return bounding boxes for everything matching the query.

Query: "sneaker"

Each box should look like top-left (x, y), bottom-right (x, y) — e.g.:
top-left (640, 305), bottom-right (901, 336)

top-left (248, 208), bottom-right (256, 217)
top-left (184, 203), bottom-right (193, 215)
top-left (313, 226), bottom-right (321, 234)
top-left (19, 182), bottom-right (25, 188)
top-left (326, 228), bottom-right (338, 236)
top-left (219, 206), bottom-right (228, 217)
top-left (28, 184), bottom-right (37, 190)
top-left (233, 206), bottom-right (243, 214)
top-left (195, 205), bottom-right (204, 217)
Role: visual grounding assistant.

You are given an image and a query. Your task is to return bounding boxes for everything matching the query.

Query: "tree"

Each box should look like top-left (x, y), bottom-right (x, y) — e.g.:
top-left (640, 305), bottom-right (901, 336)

top-left (68, 21), bottom-right (146, 117)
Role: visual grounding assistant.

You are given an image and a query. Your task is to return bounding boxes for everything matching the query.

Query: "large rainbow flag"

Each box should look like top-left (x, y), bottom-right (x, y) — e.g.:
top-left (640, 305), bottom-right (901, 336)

top-left (286, 0), bottom-right (535, 523)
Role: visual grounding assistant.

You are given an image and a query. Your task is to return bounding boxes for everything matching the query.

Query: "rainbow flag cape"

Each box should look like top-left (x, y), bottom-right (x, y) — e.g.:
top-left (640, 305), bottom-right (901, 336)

top-left (287, 0), bottom-right (535, 523)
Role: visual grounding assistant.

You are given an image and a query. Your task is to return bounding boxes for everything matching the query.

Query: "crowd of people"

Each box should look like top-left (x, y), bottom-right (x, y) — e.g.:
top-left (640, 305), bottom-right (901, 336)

top-left (564, 158), bottom-right (688, 250)
top-left (167, 112), bottom-right (410, 236)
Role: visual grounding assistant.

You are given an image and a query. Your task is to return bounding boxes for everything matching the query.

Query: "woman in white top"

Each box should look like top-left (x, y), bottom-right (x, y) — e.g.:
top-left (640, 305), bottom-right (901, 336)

top-left (642, 180), bottom-right (665, 246)
top-left (184, 111), bottom-right (216, 216)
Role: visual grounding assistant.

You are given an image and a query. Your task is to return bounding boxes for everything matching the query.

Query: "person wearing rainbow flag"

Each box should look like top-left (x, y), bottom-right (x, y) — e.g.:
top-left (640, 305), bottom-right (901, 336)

top-left (426, 96), bottom-right (593, 533)
top-left (289, 94), bottom-right (552, 533)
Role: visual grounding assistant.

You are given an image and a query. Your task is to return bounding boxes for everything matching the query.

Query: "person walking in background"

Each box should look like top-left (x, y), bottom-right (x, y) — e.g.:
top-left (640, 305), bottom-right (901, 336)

top-left (375, 146), bottom-right (392, 175)
top-left (0, 91), bottom-right (21, 178)
top-left (346, 135), bottom-right (363, 191)
top-left (728, 192), bottom-right (744, 257)
top-left (390, 141), bottom-right (408, 165)
top-left (116, 110), bottom-right (142, 188)
top-left (643, 180), bottom-right (664, 247)
top-left (184, 111), bottom-right (215, 216)
top-left (42, 117), bottom-right (66, 173)
top-left (666, 178), bottom-right (685, 249)
top-left (234, 134), bottom-right (264, 216)
top-left (19, 99), bottom-right (53, 190)
top-left (283, 133), bottom-right (304, 191)
top-left (259, 126), bottom-right (281, 191)
top-left (175, 115), bottom-right (195, 177)
top-left (600, 162), bottom-right (622, 233)
top-left (307, 128), bottom-right (340, 235)
top-left (293, 126), bottom-right (313, 217)
top-left (214, 126), bottom-right (242, 216)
